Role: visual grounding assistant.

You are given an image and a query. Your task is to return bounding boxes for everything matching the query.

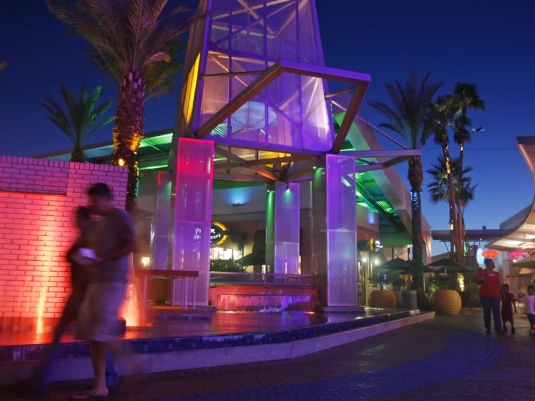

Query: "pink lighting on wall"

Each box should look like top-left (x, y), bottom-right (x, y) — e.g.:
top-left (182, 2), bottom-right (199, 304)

top-left (0, 156), bottom-right (127, 332)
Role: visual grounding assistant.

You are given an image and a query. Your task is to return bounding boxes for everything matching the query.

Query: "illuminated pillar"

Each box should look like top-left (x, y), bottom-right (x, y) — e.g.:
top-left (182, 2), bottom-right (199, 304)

top-left (266, 182), bottom-right (300, 276)
top-left (152, 171), bottom-right (171, 269)
top-left (312, 154), bottom-right (358, 307)
top-left (170, 138), bottom-right (214, 306)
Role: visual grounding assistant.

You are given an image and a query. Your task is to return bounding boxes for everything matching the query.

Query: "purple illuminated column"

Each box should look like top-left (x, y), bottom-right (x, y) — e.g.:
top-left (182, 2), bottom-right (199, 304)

top-left (170, 138), bottom-right (214, 306)
top-left (152, 171), bottom-right (171, 269)
top-left (312, 155), bottom-right (358, 307)
top-left (265, 182), bottom-right (300, 276)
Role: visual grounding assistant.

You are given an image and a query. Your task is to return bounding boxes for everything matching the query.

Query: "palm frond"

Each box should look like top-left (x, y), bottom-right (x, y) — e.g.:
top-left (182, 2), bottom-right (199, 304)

top-left (454, 82), bottom-right (485, 111)
top-left (426, 156), bottom-right (475, 205)
top-left (370, 71), bottom-right (443, 149)
top-left (50, 1), bottom-right (199, 103)
top-left (47, 0), bottom-right (118, 61)
top-left (40, 96), bottom-right (76, 143)
top-left (41, 83), bottom-right (113, 155)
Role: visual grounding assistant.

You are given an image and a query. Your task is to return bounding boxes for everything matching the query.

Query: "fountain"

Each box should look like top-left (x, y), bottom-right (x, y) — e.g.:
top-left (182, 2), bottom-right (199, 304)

top-left (217, 294), bottom-right (313, 312)
top-left (119, 276), bottom-right (145, 327)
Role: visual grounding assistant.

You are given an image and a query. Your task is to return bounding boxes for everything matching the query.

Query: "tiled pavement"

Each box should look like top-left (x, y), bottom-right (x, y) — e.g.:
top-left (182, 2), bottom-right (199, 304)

top-left (3, 311), bottom-right (535, 400)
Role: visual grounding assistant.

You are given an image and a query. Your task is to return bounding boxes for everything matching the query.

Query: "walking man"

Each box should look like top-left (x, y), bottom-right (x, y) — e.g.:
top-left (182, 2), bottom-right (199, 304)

top-left (71, 183), bottom-right (137, 401)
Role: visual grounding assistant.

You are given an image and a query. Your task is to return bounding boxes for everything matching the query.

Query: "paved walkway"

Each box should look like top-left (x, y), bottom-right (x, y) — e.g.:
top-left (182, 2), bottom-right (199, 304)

top-left (3, 311), bottom-right (535, 400)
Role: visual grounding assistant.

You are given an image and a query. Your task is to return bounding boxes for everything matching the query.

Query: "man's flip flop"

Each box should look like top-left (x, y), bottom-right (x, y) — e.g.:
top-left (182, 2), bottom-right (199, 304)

top-left (70, 391), bottom-right (110, 401)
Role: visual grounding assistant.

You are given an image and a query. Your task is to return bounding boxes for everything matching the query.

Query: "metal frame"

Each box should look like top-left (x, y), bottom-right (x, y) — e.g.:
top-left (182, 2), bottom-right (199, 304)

top-left (179, 1), bottom-right (420, 184)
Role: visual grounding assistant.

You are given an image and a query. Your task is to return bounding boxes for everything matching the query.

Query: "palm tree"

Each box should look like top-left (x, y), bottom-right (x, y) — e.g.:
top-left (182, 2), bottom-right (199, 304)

top-left (46, 0), bottom-right (201, 213)
top-left (453, 83), bottom-right (485, 257)
top-left (453, 83), bottom-right (485, 168)
top-left (427, 156), bottom-right (477, 256)
top-left (41, 84), bottom-right (113, 162)
top-left (457, 182), bottom-right (477, 252)
top-left (427, 157), bottom-right (473, 213)
top-left (370, 71), bottom-right (443, 304)
top-left (431, 95), bottom-right (463, 260)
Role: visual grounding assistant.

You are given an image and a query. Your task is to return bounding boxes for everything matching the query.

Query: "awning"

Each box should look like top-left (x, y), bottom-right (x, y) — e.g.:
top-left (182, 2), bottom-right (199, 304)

top-left (487, 136), bottom-right (535, 252)
top-left (513, 254), bottom-right (535, 268)
top-left (506, 267), bottom-right (535, 280)
top-left (426, 258), bottom-right (475, 274)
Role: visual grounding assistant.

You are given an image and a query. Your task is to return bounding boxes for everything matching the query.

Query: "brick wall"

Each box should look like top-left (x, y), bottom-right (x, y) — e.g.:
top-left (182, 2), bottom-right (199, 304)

top-left (0, 156), bottom-right (127, 326)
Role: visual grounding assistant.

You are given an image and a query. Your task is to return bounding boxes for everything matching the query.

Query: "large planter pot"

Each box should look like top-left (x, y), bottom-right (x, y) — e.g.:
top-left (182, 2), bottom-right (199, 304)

top-left (394, 291), bottom-right (403, 307)
top-left (431, 290), bottom-right (462, 315)
top-left (369, 289), bottom-right (397, 308)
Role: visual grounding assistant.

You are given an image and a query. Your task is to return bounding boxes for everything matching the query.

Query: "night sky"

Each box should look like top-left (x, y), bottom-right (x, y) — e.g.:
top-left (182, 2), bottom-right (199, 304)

top-left (1, 0), bottom-right (534, 255)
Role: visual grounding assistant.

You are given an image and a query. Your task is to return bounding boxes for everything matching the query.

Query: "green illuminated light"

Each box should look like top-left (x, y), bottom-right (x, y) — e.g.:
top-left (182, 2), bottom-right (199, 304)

top-left (376, 200), bottom-right (395, 214)
top-left (140, 164), bottom-right (168, 171)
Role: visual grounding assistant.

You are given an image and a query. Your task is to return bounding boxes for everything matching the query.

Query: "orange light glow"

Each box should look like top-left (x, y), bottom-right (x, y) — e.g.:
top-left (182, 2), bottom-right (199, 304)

top-left (482, 250), bottom-right (500, 259)
top-left (35, 288), bottom-right (47, 334)
top-left (119, 277), bottom-right (142, 327)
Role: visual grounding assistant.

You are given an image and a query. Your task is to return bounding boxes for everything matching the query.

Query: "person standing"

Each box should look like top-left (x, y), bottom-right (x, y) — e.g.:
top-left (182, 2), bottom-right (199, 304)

top-left (71, 183), bottom-right (137, 401)
top-left (501, 283), bottom-right (517, 334)
top-left (473, 258), bottom-right (505, 334)
top-left (31, 207), bottom-right (118, 394)
top-left (519, 285), bottom-right (535, 335)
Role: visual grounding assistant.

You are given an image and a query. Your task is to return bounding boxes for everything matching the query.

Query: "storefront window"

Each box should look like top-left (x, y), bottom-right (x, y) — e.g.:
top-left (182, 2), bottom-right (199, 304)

top-left (210, 247), bottom-right (243, 261)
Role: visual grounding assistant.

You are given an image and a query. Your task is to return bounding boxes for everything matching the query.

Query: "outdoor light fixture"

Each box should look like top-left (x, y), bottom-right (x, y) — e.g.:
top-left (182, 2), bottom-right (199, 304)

top-left (141, 256), bottom-right (151, 268)
top-left (118, 158), bottom-right (126, 167)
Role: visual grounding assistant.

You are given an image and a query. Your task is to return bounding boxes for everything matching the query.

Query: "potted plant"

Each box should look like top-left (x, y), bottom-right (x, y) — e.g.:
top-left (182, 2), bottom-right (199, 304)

top-left (369, 272), bottom-right (398, 308)
top-left (430, 275), bottom-right (462, 315)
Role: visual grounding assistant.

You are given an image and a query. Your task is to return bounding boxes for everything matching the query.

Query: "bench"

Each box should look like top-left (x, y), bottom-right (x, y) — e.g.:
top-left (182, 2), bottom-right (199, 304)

top-left (135, 269), bottom-right (199, 310)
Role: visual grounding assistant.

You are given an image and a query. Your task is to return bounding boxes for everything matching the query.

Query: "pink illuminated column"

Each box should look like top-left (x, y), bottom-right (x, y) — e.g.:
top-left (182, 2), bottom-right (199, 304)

top-left (152, 171), bottom-right (171, 270)
top-left (266, 182), bottom-right (300, 276)
top-left (312, 154), bottom-right (358, 307)
top-left (170, 138), bottom-right (214, 306)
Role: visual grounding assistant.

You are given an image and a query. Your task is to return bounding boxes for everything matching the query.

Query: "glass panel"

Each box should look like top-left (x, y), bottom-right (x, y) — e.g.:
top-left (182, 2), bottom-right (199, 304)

top-left (199, 1), bottom-right (331, 153)
top-left (171, 139), bottom-right (214, 306)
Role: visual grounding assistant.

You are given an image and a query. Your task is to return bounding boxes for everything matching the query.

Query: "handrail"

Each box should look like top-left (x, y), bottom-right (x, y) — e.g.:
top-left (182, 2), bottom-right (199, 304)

top-left (135, 269), bottom-right (199, 277)
top-left (209, 271), bottom-right (316, 287)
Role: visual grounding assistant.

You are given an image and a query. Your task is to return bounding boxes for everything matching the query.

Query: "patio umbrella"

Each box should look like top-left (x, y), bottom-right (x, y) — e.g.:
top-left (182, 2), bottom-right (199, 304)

top-left (375, 258), bottom-right (411, 271)
top-left (426, 258), bottom-right (475, 274)
top-left (376, 258), bottom-right (435, 273)
top-left (235, 250), bottom-right (265, 266)
top-left (513, 254), bottom-right (535, 268)
top-left (506, 267), bottom-right (535, 279)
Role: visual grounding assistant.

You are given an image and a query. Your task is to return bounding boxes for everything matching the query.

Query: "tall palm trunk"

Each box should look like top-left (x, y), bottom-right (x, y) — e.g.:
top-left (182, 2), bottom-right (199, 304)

top-left (448, 200), bottom-right (455, 259)
top-left (71, 144), bottom-right (85, 163)
top-left (112, 72), bottom-right (145, 215)
top-left (408, 156), bottom-right (424, 296)
top-left (441, 138), bottom-right (459, 261)
top-left (456, 104), bottom-right (468, 261)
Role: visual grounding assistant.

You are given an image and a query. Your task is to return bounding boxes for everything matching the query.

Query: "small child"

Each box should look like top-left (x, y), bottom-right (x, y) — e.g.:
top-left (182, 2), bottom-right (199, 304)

top-left (501, 284), bottom-right (517, 334)
top-left (520, 285), bottom-right (535, 335)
